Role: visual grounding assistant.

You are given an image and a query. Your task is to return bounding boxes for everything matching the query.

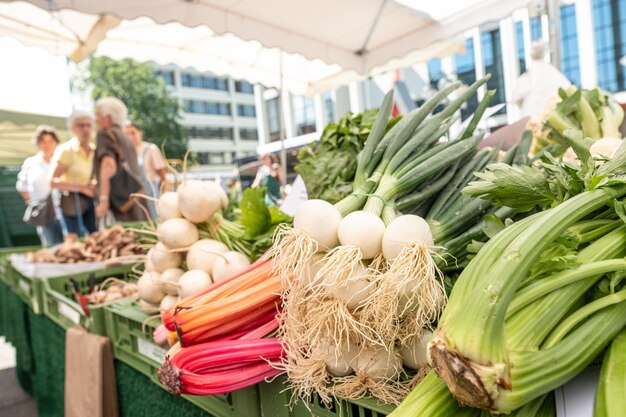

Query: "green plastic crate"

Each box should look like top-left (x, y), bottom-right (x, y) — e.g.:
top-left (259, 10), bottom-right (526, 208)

top-left (104, 300), bottom-right (262, 417)
top-left (259, 377), bottom-right (395, 417)
top-left (11, 265), bottom-right (45, 313)
top-left (0, 246), bottom-right (39, 287)
top-left (42, 264), bottom-right (135, 334)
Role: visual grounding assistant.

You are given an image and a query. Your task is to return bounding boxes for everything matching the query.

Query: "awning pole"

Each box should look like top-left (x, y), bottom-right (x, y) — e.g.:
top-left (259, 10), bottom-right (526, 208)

top-left (278, 50), bottom-right (287, 181)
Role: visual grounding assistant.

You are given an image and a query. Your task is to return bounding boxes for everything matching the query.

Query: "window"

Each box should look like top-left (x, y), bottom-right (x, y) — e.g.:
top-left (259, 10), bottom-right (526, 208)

top-left (267, 97), bottom-right (282, 142)
top-left (181, 73), bottom-right (229, 91)
top-left (593, 0), bottom-right (626, 92)
top-left (560, 4), bottom-right (581, 86)
top-left (237, 104), bottom-right (257, 117)
top-left (185, 127), bottom-right (234, 140)
top-left (197, 152), bottom-right (227, 165)
top-left (530, 16), bottom-right (543, 41)
top-left (235, 80), bottom-right (255, 94)
top-left (427, 58), bottom-right (443, 89)
top-left (454, 38), bottom-right (478, 120)
top-left (481, 29), bottom-right (506, 114)
top-left (323, 91), bottom-right (335, 123)
top-left (154, 70), bottom-right (175, 86)
top-left (293, 95), bottom-right (316, 135)
top-left (239, 128), bottom-right (259, 140)
top-left (515, 21), bottom-right (526, 74)
top-left (184, 100), bottom-right (232, 116)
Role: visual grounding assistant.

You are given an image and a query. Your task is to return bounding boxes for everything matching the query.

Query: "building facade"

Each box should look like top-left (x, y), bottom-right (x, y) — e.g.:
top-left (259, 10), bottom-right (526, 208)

top-left (256, 0), bottom-right (626, 153)
top-left (154, 64), bottom-right (262, 175)
top-left (154, 1), bottom-right (626, 164)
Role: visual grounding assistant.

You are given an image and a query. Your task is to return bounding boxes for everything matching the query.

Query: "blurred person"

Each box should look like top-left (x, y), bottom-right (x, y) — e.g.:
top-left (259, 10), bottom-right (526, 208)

top-left (124, 121), bottom-right (166, 219)
top-left (16, 126), bottom-right (63, 246)
top-left (252, 153), bottom-right (285, 206)
top-left (50, 111), bottom-right (97, 236)
top-left (94, 98), bottom-right (147, 222)
top-left (513, 40), bottom-right (571, 121)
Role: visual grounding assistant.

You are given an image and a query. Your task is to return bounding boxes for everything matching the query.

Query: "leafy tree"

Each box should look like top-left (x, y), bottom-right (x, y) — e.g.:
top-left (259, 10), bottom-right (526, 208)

top-left (79, 56), bottom-right (188, 160)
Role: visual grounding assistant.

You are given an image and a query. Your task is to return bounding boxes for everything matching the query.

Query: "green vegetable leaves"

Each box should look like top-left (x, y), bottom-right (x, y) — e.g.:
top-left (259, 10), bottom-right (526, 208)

top-left (240, 187), bottom-right (292, 238)
top-left (240, 187), bottom-right (271, 237)
top-left (294, 109), bottom-right (398, 203)
top-left (465, 127), bottom-right (626, 212)
top-left (464, 163), bottom-right (555, 212)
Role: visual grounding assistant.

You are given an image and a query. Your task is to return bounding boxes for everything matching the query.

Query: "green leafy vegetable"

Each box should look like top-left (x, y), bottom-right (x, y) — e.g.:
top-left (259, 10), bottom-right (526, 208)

top-left (239, 187), bottom-right (271, 236)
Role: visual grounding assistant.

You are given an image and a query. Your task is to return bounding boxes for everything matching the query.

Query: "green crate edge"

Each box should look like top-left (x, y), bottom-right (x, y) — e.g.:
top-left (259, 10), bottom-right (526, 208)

top-left (104, 300), bottom-right (262, 417)
top-left (41, 264), bottom-right (134, 334)
top-left (259, 376), bottom-right (395, 417)
top-left (0, 246), bottom-right (39, 288)
top-left (11, 268), bottom-right (43, 314)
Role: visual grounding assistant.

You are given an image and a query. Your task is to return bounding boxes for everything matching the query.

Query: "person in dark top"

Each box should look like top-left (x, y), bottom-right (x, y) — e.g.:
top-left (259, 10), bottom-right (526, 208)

top-left (93, 97), bottom-right (147, 223)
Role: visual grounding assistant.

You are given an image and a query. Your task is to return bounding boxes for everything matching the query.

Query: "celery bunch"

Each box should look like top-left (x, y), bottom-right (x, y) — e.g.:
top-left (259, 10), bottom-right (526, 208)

top-left (389, 133), bottom-right (626, 416)
top-left (532, 86), bottom-right (624, 155)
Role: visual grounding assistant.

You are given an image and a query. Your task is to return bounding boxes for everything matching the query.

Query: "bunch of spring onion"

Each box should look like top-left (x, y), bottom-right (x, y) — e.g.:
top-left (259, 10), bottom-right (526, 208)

top-left (359, 133), bottom-right (533, 358)
top-left (393, 133), bottom-right (626, 415)
top-left (273, 76), bottom-right (499, 405)
top-left (159, 318), bottom-right (283, 396)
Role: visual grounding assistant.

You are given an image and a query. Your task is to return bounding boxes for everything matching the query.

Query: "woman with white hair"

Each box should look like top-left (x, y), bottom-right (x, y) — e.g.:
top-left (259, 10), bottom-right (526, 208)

top-left (93, 97), bottom-right (147, 222)
top-left (50, 111), bottom-right (97, 236)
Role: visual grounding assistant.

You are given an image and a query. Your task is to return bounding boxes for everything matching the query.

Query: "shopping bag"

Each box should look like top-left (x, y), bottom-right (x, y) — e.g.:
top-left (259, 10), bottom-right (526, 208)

top-left (64, 325), bottom-right (119, 417)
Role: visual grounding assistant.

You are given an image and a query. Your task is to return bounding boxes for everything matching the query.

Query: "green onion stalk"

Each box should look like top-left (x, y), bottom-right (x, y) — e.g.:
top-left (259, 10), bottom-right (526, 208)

top-left (357, 77), bottom-right (492, 224)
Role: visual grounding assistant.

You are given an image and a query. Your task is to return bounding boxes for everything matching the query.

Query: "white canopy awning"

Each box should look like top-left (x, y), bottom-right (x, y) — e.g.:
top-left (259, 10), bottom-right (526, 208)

top-left (0, 0), bottom-right (531, 95)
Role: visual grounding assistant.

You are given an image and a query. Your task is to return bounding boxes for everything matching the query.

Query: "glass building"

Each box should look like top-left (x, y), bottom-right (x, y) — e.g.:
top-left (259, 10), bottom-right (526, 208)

top-left (593, 0), bottom-right (626, 92)
top-left (454, 38), bottom-right (478, 120)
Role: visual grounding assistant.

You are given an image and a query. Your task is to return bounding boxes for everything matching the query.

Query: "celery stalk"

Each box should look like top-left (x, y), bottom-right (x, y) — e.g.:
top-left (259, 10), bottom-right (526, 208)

top-left (601, 107), bottom-right (621, 139)
top-left (595, 329), bottom-right (626, 417)
top-left (494, 301), bottom-right (626, 412)
top-left (578, 96), bottom-right (602, 139)
top-left (430, 187), bottom-right (626, 410)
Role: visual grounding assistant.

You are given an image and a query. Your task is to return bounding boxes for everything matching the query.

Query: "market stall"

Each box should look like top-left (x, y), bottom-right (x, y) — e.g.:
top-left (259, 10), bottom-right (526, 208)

top-left (0, 80), bottom-right (623, 417)
top-left (1, 1), bottom-right (626, 417)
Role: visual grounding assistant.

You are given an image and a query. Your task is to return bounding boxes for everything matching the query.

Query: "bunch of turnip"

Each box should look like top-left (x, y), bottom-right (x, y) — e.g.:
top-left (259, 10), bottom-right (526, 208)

top-left (136, 180), bottom-right (251, 311)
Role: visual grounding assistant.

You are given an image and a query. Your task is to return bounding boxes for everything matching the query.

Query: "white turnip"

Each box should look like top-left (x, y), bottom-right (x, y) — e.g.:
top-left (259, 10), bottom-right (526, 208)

top-left (150, 242), bottom-right (183, 272)
top-left (178, 180), bottom-right (222, 223)
top-left (138, 272), bottom-right (165, 304)
top-left (212, 251), bottom-right (251, 282)
top-left (156, 192), bottom-right (182, 221)
top-left (186, 239), bottom-right (229, 273)
top-left (178, 269), bottom-right (213, 299)
top-left (159, 268), bottom-right (184, 295)
top-left (159, 294), bottom-right (179, 313)
top-left (157, 218), bottom-right (199, 249)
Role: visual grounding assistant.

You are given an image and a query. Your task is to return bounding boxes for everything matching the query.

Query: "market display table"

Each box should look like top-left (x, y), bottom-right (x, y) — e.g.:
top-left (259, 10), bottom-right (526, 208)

top-left (0, 259), bottom-right (393, 417)
top-left (0, 280), bottom-right (212, 417)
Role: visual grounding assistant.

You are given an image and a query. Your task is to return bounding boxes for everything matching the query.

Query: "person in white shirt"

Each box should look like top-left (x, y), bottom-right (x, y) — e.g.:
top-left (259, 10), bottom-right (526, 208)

top-left (124, 121), bottom-right (167, 219)
top-left (513, 40), bottom-right (571, 121)
top-left (16, 126), bottom-right (63, 246)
